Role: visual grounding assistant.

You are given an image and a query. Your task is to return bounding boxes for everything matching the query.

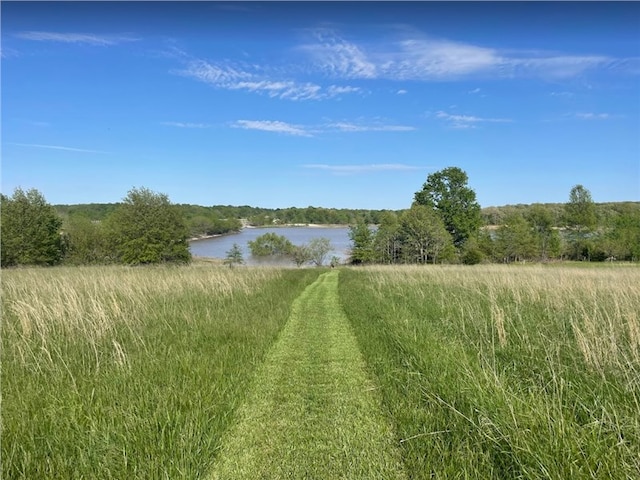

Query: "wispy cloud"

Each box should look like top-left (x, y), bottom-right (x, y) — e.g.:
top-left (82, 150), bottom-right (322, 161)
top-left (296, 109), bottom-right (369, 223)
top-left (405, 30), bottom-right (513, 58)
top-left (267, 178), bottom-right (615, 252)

top-left (575, 112), bottom-right (616, 120)
top-left (229, 118), bottom-right (416, 136)
top-left (303, 163), bottom-right (424, 175)
top-left (8, 142), bottom-right (108, 153)
top-left (299, 29), bottom-right (378, 78)
top-left (175, 59), bottom-right (360, 101)
top-left (328, 122), bottom-right (416, 132)
top-left (15, 31), bottom-right (138, 46)
top-left (300, 29), bottom-right (631, 81)
top-left (397, 89), bottom-right (408, 95)
top-left (232, 120), bottom-right (313, 136)
top-left (435, 111), bottom-right (512, 129)
top-left (161, 121), bottom-right (212, 128)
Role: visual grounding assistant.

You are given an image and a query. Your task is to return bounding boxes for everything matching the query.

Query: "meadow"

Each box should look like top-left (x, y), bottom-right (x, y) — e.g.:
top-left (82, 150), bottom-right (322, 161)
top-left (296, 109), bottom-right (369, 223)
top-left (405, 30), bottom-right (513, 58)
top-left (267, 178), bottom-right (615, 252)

top-left (2, 263), bottom-right (639, 478)
top-left (340, 264), bottom-right (640, 479)
top-left (1, 264), bottom-right (322, 478)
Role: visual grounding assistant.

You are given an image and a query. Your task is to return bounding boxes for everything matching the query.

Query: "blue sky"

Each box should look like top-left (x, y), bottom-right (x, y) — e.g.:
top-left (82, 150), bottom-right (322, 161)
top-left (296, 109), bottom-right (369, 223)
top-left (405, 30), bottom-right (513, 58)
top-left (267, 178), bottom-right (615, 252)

top-left (2, 1), bottom-right (639, 210)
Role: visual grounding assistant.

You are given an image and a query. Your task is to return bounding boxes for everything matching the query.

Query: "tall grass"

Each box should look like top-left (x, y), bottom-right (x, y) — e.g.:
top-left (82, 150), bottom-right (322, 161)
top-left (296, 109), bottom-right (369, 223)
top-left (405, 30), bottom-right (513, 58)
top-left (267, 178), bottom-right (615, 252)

top-left (2, 264), bottom-right (321, 479)
top-left (339, 264), bottom-right (640, 479)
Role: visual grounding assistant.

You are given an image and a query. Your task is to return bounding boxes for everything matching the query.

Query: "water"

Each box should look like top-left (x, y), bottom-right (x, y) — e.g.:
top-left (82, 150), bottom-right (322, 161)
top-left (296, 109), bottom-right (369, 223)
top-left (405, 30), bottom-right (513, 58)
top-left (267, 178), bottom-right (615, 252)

top-left (189, 226), bottom-right (352, 266)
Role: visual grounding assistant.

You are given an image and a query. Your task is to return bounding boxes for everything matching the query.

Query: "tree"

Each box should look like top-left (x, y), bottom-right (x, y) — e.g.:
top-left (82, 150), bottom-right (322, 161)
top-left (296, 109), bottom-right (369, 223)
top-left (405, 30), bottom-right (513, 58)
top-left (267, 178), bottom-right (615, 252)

top-left (290, 244), bottom-right (312, 267)
top-left (307, 237), bottom-right (333, 266)
top-left (373, 212), bottom-right (402, 264)
top-left (105, 187), bottom-right (191, 265)
top-left (413, 167), bottom-right (481, 248)
top-left (248, 232), bottom-right (294, 257)
top-left (495, 213), bottom-right (536, 263)
top-left (1, 188), bottom-right (63, 266)
top-left (608, 209), bottom-right (640, 261)
top-left (565, 185), bottom-right (597, 233)
top-left (399, 205), bottom-right (452, 264)
top-left (527, 204), bottom-right (555, 260)
top-left (224, 243), bottom-right (244, 267)
top-left (348, 220), bottom-right (375, 264)
top-left (62, 214), bottom-right (109, 265)
top-left (564, 185), bottom-right (597, 261)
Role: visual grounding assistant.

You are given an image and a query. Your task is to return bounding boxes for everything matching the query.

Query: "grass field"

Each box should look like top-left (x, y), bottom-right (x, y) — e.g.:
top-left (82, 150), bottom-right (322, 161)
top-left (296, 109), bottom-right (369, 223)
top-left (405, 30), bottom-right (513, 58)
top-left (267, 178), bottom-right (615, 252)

top-left (2, 265), bottom-right (322, 478)
top-left (2, 263), bottom-right (639, 478)
top-left (340, 264), bottom-right (640, 479)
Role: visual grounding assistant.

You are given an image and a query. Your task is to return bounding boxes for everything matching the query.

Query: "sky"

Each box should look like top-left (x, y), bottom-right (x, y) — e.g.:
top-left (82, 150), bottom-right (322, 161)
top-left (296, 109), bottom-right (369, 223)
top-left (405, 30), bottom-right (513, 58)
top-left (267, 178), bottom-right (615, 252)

top-left (2, 1), bottom-right (639, 210)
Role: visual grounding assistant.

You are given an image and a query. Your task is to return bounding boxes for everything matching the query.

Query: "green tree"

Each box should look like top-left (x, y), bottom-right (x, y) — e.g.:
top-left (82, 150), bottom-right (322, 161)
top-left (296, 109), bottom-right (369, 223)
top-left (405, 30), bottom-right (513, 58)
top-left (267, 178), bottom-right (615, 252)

top-left (373, 212), bottom-right (402, 264)
top-left (527, 204), bottom-right (555, 260)
top-left (307, 237), bottom-right (333, 267)
top-left (399, 205), bottom-right (453, 264)
top-left (248, 232), bottom-right (294, 257)
top-left (290, 244), bottom-right (312, 267)
top-left (413, 167), bottom-right (481, 248)
top-left (564, 185), bottom-right (597, 261)
top-left (105, 187), bottom-right (191, 265)
top-left (1, 188), bottom-right (63, 266)
top-left (565, 185), bottom-right (597, 233)
top-left (348, 220), bottom-right (375, 265)
top-left (224, 243), bottom-right (244, 268)
top-left (496, 213), bottom-right (536, 263)
top-left (608, 209), bottom-right (640, 261)
top-left (62, 214), bottom-right (109, 265)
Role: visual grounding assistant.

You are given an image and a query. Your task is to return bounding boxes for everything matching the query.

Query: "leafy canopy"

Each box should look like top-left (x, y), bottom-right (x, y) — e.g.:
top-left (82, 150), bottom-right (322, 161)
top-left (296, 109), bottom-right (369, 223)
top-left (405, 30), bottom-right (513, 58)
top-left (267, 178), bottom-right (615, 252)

top-left (413, 166), bottom-right (481, 247)
top-left (105, 187), bottom-right (191, 265)
top-left (1, 188), bottom-right (63, 267)
top-left (248, 232), bottom-right (294, 257)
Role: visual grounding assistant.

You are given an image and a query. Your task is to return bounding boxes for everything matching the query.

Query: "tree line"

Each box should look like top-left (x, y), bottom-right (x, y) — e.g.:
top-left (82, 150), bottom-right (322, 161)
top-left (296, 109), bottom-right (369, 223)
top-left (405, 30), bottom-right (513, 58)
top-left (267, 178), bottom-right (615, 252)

top-left (348, 168), bottom-right (640, 265)
top-left (54, 203), bottom-right (395, 228)
top-left (2, 168), bottom-right (638, 268)
top-left (1, 187), bottom-right (192, 267)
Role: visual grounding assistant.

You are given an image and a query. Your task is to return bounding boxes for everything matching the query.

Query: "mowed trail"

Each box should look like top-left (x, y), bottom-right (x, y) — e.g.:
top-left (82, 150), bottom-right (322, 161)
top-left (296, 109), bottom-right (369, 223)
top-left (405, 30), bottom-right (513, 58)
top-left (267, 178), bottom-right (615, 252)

top-left (209, 271), bottom-right (406, 479)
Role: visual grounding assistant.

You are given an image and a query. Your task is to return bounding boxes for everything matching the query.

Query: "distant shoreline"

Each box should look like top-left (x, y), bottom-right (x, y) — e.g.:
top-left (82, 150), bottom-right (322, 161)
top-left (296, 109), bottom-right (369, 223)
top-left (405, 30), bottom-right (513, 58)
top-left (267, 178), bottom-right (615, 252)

top-left (188, 223), bottom-right (350, 242)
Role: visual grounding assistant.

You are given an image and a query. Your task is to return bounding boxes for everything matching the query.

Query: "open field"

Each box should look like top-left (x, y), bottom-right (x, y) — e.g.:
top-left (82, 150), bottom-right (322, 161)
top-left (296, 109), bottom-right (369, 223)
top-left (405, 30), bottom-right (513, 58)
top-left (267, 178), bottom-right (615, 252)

top-left (2, 265), bottom-right (322, 478)
top-left (3, 263), bottom-right (639, 478)
top-left (340, 265), bottom-right (640, 479)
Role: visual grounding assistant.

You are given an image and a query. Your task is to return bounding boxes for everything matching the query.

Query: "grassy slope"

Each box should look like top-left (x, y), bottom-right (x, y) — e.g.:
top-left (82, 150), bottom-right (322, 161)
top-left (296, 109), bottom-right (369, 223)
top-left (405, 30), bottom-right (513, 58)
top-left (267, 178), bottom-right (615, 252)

top-left (339, 265), bottom-right (640, 479)
top-left (2, 266), bottom-right (321, 479)
top-left (209, 271), bottom-right (406, 480)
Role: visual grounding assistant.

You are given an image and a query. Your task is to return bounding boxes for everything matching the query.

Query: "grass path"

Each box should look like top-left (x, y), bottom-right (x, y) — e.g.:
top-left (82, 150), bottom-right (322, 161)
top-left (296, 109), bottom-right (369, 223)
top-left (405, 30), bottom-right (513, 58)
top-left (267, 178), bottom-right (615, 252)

top-left (209, 271), bottom-right (406, 479)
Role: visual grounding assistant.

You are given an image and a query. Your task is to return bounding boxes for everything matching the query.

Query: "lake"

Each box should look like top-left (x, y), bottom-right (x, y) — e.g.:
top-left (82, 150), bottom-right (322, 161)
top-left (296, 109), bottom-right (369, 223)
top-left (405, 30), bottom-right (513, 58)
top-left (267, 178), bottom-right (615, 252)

top-left (189, 226), bottom-right (352, 266)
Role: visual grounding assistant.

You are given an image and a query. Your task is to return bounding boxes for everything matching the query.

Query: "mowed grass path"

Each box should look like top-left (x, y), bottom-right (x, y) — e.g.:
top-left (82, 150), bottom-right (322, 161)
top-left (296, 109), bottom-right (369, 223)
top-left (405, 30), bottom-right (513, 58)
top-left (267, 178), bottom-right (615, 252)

top-left (209, 271), bottom-right (406, 479)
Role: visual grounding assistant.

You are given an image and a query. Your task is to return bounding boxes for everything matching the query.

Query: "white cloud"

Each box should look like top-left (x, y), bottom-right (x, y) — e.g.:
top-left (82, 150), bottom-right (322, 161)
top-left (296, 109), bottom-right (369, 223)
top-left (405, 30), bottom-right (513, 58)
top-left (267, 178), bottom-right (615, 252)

top-left (505, 54), bottom-right (612, 79)
top-left (327, 85), bottom-right (362, 95)
top-left (300, 29), bottom-right (378, 79)
top-left (575, 112), bottom-right (614, 120)
top-left (299, 29), bottom-right (630, 81)
top-left (8, 142), bottom-right (108, 153)
top-left (392, 39), bottom-right (501, 79)
top-left (303, 163), bottom-right (424, 174)
top-left (176, 59), bottom-right (360, 101)
top-left (15, 31), bottom-right (138, 46)
top-left (397, 89), bottom-right (408, 95)
top-left (435, 111), bottom-right (512, 129)
top-left (232, 120), bottom-right (312, 136)
top-left (468, 88), bottom-right (481, 94)
top-left (328, 122), bottom-right (416, 132)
